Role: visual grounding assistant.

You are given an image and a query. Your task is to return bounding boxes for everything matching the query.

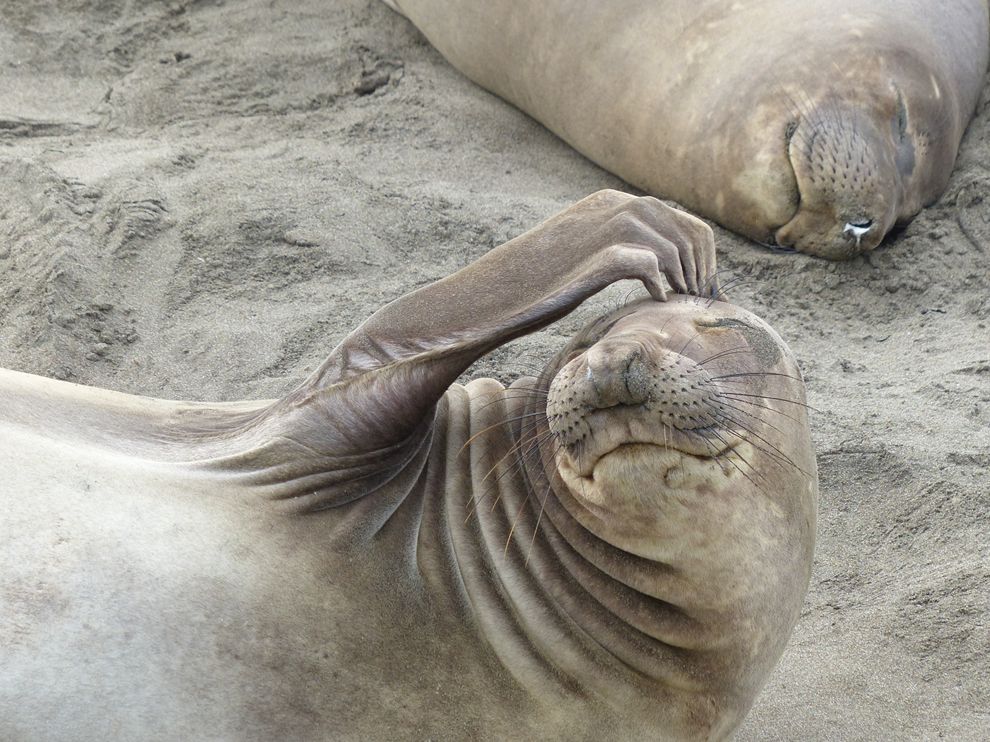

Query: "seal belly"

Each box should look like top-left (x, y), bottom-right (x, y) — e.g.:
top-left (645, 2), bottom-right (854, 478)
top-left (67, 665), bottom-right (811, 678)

top-left (0, 427), bottom-right (283, 740)
top-left (0, 426), bottom-right (478, 740)
top-left (0, 385), bottom-right (546, 741)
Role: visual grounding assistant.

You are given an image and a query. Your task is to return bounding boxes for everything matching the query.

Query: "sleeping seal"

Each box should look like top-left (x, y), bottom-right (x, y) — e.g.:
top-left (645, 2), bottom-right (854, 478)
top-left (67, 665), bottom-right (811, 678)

top-left (382, 0), bottom-right (989, 258)
top-left (1, 191), bottom-right (816, 740)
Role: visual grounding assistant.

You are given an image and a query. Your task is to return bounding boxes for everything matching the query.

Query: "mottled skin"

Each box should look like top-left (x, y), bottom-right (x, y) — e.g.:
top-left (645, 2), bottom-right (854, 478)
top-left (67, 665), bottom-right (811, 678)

top-left (1, 192), bottom-right (816, 741)
top-left (383, 0), bottom-right (989, 259)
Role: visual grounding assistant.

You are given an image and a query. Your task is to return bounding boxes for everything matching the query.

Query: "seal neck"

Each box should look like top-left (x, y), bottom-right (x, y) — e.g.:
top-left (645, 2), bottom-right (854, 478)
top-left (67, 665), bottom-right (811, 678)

top-left (439, 377), bottom-right (745, 737)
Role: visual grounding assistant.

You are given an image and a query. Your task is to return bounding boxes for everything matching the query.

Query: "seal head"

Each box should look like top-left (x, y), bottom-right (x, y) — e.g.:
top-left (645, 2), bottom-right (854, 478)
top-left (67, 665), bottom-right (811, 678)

top-left (527, 295), bottom-right (817, 735)
top-left (543, 295), bottom-right (813, 551)
top-left (772, 40), bottom-right (974, 260)
top-left (774, 100), bottom-right (901, 258)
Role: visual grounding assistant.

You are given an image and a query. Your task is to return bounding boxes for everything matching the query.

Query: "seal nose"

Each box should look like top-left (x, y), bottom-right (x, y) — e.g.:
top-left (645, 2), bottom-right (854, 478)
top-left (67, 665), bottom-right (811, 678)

top-left (582, 336), bottom-right (719, 430)
top-left (585, 338), bottom-right (654, 408)
top-left (546, 332), bottom-right (726, 464)
top-left (842, 220), bottom-right (874, 248)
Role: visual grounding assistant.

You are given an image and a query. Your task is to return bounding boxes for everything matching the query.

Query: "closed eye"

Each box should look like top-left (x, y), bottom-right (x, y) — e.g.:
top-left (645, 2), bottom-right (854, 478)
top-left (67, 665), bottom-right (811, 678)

top-left (895, 91), bottom-right (909, 140)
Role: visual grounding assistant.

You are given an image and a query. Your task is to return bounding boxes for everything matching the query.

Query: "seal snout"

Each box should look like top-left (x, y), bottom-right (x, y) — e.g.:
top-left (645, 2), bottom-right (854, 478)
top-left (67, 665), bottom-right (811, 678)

top-left (776, 102), bottom-right (901, 259)
top-left (547, 333), bottom-right (726, 478)
top-left (842, 219), bottom-right (874, 247)
top-left (584, 339), bottom-right (655, 409)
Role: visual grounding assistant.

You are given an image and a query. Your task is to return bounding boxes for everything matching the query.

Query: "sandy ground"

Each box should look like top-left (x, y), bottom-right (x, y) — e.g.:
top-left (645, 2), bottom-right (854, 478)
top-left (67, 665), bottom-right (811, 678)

top-left (1, 1), bottom-right (987, 739)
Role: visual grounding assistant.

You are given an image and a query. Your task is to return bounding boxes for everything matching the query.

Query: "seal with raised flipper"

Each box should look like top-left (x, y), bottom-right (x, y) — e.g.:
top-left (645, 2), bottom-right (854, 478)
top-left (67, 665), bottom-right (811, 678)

top-left (381, 0), bottom-right (989, 259)
top-left (1, 191), bottom-right (816, 741)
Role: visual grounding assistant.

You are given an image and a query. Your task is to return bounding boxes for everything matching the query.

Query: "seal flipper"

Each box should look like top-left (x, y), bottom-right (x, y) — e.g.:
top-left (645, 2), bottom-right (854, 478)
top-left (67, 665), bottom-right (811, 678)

top-left (268, 191), bottom-right (713, 470)
top-left (0, 193), bottom-right (712, 514)
top-left (171, 192), bottom-right (713, 509)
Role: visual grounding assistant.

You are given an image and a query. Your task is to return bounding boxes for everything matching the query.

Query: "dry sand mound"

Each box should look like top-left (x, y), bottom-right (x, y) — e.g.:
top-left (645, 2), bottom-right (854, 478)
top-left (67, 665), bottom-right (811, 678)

top-left (1, 1), bottom-right (987, 738)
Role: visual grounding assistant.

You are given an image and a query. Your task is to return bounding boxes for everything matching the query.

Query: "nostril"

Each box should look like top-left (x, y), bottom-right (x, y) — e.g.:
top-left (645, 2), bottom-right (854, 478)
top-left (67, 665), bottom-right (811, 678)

top-left (843, 220), bottom-right (874, 247)
top-left (844, 219), bottom-right (873, 233)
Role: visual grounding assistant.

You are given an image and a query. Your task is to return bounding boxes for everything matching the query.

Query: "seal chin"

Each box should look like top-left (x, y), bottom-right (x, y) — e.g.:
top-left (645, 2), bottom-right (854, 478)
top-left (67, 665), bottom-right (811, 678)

top-left (774, 209), bottom-right (887, 259)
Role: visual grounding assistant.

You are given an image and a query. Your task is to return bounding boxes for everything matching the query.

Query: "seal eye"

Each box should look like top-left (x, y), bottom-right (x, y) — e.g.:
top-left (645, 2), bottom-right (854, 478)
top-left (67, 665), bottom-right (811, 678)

top-left (895, 95), bottom-right (909, 140)
top-left (784, 120), bottom-right (799, 144)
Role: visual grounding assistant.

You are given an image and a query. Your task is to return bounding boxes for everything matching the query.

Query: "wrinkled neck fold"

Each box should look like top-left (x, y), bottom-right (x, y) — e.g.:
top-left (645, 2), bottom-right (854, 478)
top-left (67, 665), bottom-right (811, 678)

top-left (431, 378), bottom-right (743, 736)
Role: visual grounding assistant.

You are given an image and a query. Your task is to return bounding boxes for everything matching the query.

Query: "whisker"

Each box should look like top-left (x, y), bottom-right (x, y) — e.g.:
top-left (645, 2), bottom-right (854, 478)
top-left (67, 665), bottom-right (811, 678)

top-left (459, 411), bottom-right (546, 452)
top-left (679, 331), bottom-right (703, 355)
top-left (524, 483), bottom-right (552, 566)
top-left (622, 285), bottom-right (649, 306)
top-left (715, 399), bottom-right (789, 436)
top-left (719, 391), bottom-right (822, 414)
top-left (715, 393), bottom-right (804, 426)
top-left (712, 278), bottom-right (762, 298)
top-left (714, 411), bottom-right (811, 477)
top-left (697, 427), bottom-right (768, 494)
top-left (711, 371), bottom-right (804, 383)
top-left (482, 429), bottom-right (556, 514)
top-left (463, 422), bottom-right (550, 521)
top-left (707, 425), bottom-right (779, 492)
top-left (480, 424), bottom-right (552, 484)
top-left (712, 274), bottom-right (755, 293)
top-left (697, 346), bottom-right (751, 366)
top-left (705, 270), bottom-right (754, 305)
top-left (496, 435), bottom-right (560, 541)
top-left (701, 270), bottom-right (729, 294)
top-left (474, 392), bottom-right (547, 413)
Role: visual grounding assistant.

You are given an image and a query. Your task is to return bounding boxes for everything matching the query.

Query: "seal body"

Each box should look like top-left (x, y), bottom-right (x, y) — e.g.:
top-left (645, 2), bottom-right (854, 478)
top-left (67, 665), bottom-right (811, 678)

top-left (0, 192), bottom-right (816, 740)
top-left (384, 0), bottom-right (989, 258)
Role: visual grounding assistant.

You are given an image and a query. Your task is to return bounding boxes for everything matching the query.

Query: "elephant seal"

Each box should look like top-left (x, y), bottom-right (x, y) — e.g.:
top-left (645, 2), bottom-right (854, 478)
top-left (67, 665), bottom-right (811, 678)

top-left (381, 0), bottom-right (989, 259)
top-left (0, 191), bottom-right (816, 741)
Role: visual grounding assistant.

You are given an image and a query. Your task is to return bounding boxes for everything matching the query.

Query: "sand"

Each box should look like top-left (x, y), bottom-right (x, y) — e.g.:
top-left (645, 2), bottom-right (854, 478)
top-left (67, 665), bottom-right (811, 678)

top-left (1, 1), bottom-right (987, 739)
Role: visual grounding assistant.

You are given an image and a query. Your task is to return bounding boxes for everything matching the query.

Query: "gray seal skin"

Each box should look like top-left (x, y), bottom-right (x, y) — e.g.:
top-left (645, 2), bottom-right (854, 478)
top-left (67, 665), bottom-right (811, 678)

top-left (1, 191), bottom-right (817, 741)
top-left (381, 0), bottom-right (989, 259)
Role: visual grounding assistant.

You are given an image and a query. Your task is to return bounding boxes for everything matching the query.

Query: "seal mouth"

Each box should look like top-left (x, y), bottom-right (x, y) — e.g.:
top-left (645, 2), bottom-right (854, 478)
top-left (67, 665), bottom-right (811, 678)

top-left (554, 435), bottom-right (746, 509)
top-left (761, 234), bottom-right (797, 254)
top-left (593, 437), bottom-right (735, 472)
top-left (564, 418), bottom-right (739, 480)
